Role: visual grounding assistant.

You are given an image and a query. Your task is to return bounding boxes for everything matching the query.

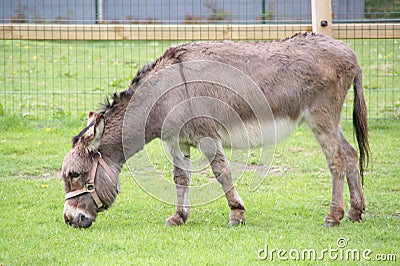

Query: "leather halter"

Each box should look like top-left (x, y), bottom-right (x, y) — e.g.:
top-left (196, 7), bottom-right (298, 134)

top-left (64, 152), bottom-right (117, 209)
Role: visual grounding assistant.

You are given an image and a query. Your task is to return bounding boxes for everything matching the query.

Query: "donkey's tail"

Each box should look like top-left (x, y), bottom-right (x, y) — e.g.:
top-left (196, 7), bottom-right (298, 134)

top-left (353, 70), bottom-right (370, 185)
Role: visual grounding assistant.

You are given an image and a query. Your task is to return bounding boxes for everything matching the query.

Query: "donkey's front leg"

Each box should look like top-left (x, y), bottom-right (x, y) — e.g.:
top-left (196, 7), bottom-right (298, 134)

top-left (202, 141), bottom-right (246, 226)
top-left (216, 166), bottom-right (246, 226)
top-left (165, 144), bottom-right (191, 226)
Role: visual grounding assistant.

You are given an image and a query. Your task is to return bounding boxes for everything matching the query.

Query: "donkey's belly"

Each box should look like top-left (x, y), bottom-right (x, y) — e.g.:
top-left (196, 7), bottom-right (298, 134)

top-left (220, 117), bottom-right (301, 149)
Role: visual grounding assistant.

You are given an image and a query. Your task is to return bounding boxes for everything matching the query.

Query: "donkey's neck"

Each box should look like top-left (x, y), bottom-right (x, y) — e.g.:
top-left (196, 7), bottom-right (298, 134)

top-left (100, 89), bottom-right (161, 167)
top-left (98, 53), bottom-right (174, 165)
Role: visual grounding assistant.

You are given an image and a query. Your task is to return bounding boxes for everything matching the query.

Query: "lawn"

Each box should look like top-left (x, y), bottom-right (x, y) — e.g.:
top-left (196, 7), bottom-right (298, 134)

top-left (0, 116), bottom-right (399, 264)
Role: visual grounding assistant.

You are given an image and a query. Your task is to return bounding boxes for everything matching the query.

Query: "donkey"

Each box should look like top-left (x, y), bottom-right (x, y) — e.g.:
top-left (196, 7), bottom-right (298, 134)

top-left (62, 33), bottom-right (369, 228)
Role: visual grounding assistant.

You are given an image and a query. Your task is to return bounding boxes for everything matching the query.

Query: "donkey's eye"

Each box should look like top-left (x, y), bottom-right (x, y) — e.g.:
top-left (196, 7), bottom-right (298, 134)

top-left (69, 172), bottom-right (80, 179)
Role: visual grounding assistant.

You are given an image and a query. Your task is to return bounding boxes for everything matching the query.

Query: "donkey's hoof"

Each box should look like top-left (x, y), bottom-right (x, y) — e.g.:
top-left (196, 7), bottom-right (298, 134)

top-left (228, 218), bottom-right (246, 227)
top-left (165, 215), bottom-right (184, 227)
top-left (228, 209), bottom-right (246, 226)
top-left (324, 216), bottom-right (340, 227)
top-left (347, 208), bottom-right (363, 222)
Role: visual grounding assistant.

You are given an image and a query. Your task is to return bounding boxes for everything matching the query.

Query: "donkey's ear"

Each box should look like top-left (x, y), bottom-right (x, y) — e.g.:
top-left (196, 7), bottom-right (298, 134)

top-left (87, 111), bottom-right (96, 126)
top-left (81, 113), bottom-right (105, 152)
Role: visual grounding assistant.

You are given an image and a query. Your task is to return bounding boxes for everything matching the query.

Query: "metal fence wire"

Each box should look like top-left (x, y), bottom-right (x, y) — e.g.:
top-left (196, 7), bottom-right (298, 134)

top-left (0, 0), bottom-right (399, 120)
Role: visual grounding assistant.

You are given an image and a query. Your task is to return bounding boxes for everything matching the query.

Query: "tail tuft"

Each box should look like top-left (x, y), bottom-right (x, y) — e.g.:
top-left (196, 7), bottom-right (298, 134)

top-left (353, 70), bottom-right (370, 185)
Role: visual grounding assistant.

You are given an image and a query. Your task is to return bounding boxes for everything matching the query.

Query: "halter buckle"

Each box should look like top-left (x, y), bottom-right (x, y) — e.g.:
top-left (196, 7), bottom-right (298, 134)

top-left (86, 182), bottom-right (95, 192)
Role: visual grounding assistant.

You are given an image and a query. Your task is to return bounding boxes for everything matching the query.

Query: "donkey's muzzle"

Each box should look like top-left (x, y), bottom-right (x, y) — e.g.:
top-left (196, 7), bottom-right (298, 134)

top-left (64, 213), bottom-right (93, 228)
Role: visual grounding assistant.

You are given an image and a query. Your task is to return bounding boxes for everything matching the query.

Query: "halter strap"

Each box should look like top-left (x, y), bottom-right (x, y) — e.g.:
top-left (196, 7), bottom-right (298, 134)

top-left (98, 156), bottom-right (117, 185)
top-left (64, 152), bottom-right (118, 209)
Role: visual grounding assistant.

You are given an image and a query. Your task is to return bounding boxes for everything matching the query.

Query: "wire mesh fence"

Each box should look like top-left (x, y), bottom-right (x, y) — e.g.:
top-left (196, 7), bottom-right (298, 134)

top-left (0, 0), bottom-right (399, 121)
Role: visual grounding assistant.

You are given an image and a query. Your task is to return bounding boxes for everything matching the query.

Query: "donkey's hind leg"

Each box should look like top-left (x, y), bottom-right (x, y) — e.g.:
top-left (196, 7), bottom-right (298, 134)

top-left (339, 131), bottom-right (366, 222)
top-left (165, 143), bottom-right (191, 226)
top-left (307, 119), bottom-right (346, 227)
top-left (201, 140), bottom-right (246, 226)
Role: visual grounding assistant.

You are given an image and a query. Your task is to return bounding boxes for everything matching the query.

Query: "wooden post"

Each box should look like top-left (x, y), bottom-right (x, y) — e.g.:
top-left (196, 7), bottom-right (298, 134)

top-left (311, 0), bottom-right (332, 36)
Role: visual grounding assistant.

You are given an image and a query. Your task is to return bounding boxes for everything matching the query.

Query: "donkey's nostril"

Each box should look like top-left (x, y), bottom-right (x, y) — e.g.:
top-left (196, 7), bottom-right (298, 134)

top-left (78, 213), bottom-right (93, 228)
top-left (78, 213), bottom-right (85, 223)
top-left (64, 214), bottom-right (72, 226)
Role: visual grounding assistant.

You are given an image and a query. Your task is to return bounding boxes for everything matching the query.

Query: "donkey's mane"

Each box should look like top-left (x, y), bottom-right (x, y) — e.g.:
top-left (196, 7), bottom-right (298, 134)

top-left (98, 63), bottom-right (156, 114)
top-left (71, 47), bottom-right (180, 147)
top-left (100, 46), bottom-right (179, 113)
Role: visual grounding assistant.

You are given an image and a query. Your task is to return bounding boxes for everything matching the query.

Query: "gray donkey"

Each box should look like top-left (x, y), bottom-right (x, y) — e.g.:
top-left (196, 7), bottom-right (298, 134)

top-left (62, 33), bottom-right (369, 228)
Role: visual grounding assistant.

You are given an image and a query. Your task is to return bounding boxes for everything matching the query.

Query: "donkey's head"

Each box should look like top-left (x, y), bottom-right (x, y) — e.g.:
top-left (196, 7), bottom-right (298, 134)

top-left (62, 112), bottom-right (120, 228)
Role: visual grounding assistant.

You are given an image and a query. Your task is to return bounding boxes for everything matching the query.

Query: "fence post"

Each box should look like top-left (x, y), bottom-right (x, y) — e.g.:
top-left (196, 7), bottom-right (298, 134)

top-left (96, 0), bottom-right (105, 24)
top-left (311, 0), bottom-right (332, 36)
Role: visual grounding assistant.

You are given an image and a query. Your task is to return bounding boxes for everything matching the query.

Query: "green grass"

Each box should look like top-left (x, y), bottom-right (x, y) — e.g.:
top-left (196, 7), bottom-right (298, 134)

top-left (0, 38), bottom-right (399, 120)
top-left (0, 116), bottom-right (399, 265)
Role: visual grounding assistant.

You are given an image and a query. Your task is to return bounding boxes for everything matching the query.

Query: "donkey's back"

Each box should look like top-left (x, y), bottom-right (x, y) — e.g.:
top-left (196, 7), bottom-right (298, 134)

top-left (171, 33), bottom-right (360, 119)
